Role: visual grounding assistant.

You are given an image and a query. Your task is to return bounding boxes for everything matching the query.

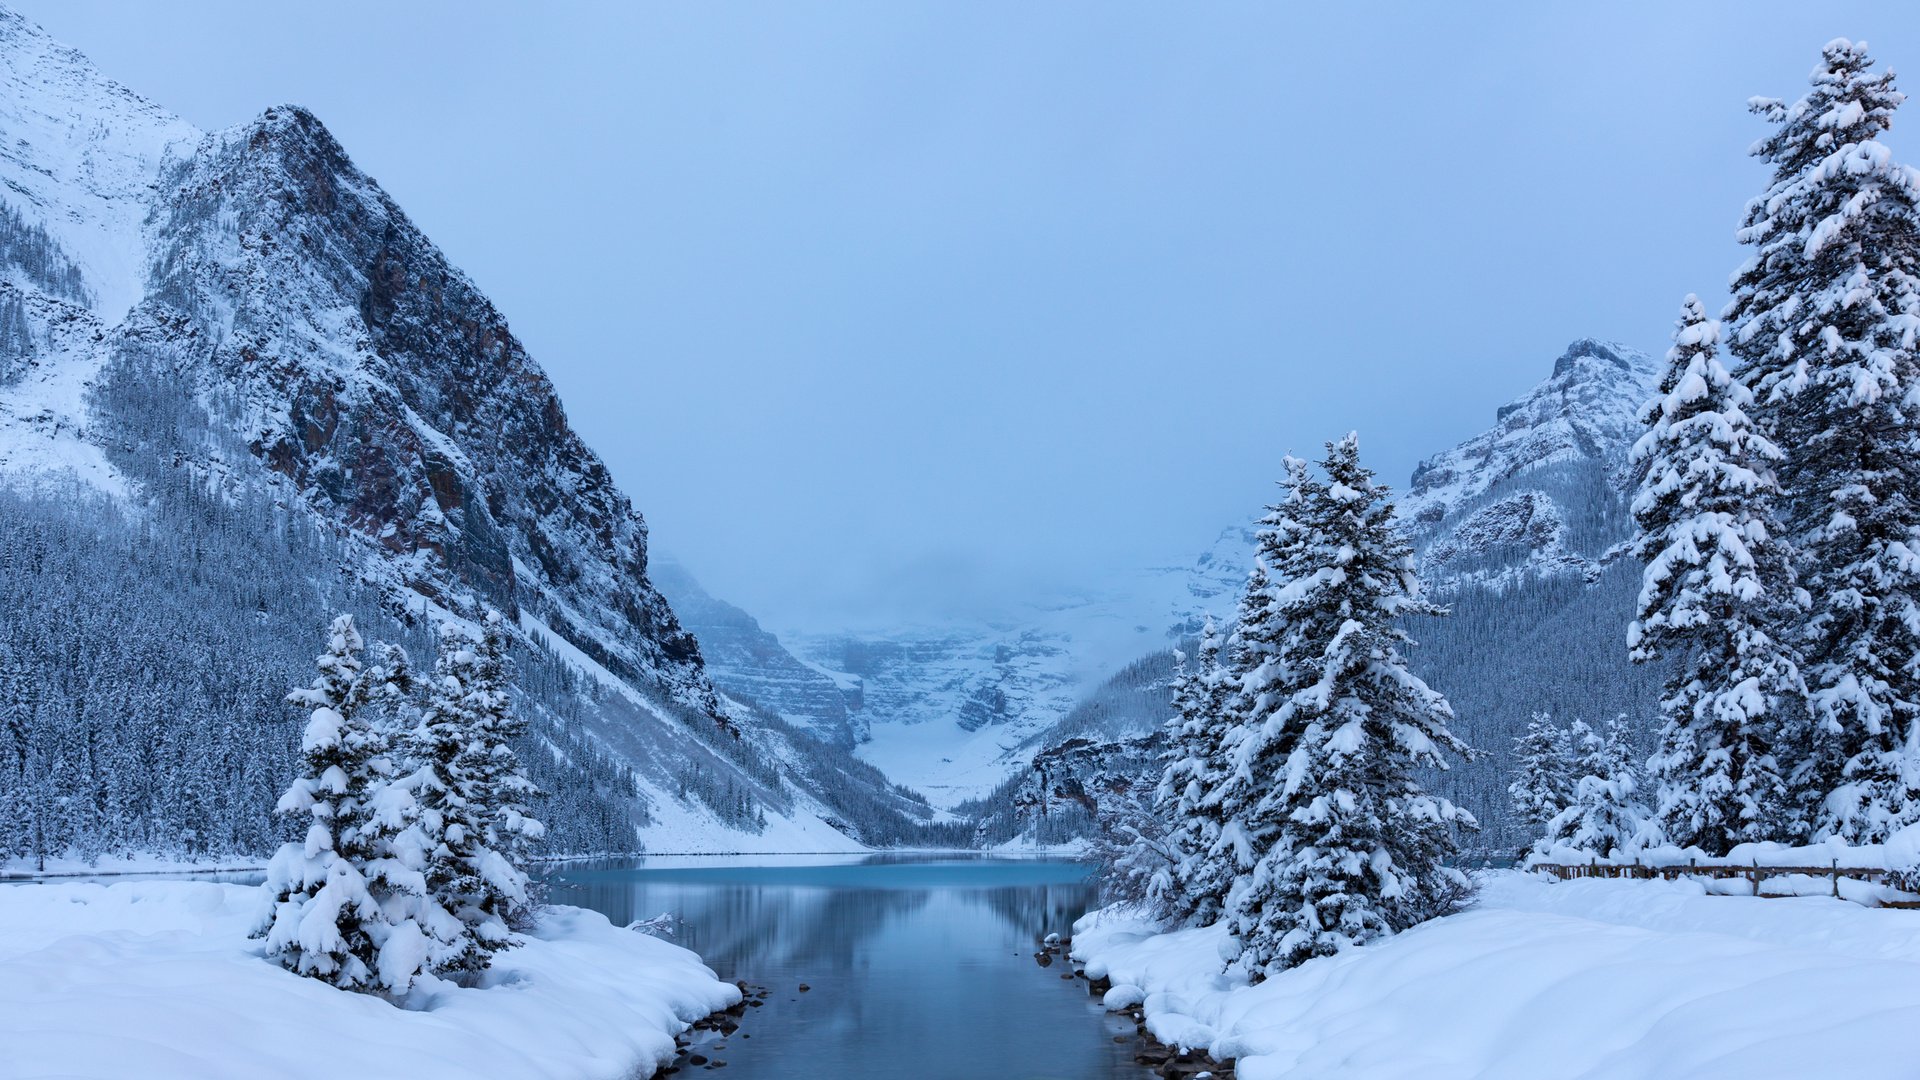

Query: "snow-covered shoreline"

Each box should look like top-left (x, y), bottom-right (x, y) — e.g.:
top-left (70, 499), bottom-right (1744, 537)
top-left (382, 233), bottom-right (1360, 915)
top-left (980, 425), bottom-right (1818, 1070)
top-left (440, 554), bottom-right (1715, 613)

top-left (0, 880), bottom-right (741, 1080)
top-left (1070, 871), bottom-right (1920, 1079)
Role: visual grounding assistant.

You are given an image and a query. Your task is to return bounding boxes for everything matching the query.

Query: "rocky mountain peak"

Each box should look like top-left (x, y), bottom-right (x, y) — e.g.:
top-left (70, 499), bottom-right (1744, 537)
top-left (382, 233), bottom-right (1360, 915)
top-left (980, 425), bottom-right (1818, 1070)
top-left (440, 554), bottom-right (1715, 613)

top-left (1401, 338), bottom-right (1660, 537)
top-left (1, 8), bottom-right (718, 716)
top-left (1551, 337), bottom-right (1642, 379)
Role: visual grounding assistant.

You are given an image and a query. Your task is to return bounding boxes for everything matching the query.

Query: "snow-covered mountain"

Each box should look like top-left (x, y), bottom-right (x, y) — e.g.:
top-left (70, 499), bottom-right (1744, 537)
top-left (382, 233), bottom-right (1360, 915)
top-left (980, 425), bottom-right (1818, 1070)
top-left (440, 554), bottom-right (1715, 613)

top-left (1158, 339), bottom-right (1662, 610)
top-left (779, 622), bottom-right (1087, 808)
top-left (650, 557), bottom-right (861, 747)
top-left (656, 339), bottom-right (1667, 826)
top-left (1401, 338), bottom-right (1663, 590)
top-left (969, 337), bottom-right (1668, 849)
top-left (0, 5), bottom-right (940, 859)
top-left (657, 554), bottom-right (1171, 810)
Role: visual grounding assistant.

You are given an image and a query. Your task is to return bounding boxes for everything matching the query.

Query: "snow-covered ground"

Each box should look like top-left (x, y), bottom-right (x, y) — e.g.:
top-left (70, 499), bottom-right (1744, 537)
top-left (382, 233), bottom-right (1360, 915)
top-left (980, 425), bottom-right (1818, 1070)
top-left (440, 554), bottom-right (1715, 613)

top-left (0, 880), bottom-right (741, 1080)
top-left (1072, 871), bottom-right (1920, 1079)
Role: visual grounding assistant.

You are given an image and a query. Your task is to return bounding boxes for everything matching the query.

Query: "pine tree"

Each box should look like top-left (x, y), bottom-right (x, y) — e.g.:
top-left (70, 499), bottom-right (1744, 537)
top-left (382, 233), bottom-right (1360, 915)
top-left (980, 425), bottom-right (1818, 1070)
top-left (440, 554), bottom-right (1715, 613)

top-left (472, 613), bottom-right (543, 892)
top-left (256, 615), bottom-right (457, 992)
top-left (1156, 616), bottom-right (1234, 926)
top-left (1542, 718), bottom-right (1648, 859)
top-left (1725, 40), bottom-right (1920, 843)
top-left (1630, 296), bottom-right (1801, 852)
top-left (1093, 750), bottom-right (1177, 910)
top-left (412, 611), bottom-right (544, 974)
top-left (1224, 435), bottom-right (1475, 980)
top-left (1508, 712), bottom-right (1574, 841)
top-left (1206, 456), bottom-right (1315, 945)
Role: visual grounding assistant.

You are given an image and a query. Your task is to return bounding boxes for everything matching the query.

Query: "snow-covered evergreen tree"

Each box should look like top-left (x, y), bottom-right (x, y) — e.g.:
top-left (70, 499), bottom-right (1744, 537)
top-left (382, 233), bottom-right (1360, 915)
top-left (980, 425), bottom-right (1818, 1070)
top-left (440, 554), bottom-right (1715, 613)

top-left (1092, 754), bottom-right (1177, 910)
top-left (471, 613), bottom-right (543, 895)
top-left (1631, 296), bottom-right (1801, 852)
top-left (1156, 616), bottom-right (1234, 926)
top-left (412, 612), bottom-right (544, 973)
top-left (1205, 456), bottom-right (1314, 946)
top-left (1724, 39), bottom-right (1920, 843)
top-left (1542, 718), bottom-right (1649, 859)
top-left (1507, 712), bottom-right (1573, 840)
top-left (1223, 435), bottom-right (1475, 980)
top-left (256, 616), bottom-right (459, 992)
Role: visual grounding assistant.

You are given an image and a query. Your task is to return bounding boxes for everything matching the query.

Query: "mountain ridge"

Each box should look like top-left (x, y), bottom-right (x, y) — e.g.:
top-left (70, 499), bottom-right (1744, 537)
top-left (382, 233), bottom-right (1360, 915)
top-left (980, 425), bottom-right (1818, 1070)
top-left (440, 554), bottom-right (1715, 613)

top-left (0, 4), bottom-right (940, 859)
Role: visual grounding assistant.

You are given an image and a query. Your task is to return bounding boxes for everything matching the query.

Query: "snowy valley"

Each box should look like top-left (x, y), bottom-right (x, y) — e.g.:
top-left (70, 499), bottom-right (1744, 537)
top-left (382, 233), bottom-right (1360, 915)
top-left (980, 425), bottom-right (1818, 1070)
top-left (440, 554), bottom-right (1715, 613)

top-left (0, 0), bottom-right (1676, 858)
top-left (9, 7), bottom-right (1920, 1080)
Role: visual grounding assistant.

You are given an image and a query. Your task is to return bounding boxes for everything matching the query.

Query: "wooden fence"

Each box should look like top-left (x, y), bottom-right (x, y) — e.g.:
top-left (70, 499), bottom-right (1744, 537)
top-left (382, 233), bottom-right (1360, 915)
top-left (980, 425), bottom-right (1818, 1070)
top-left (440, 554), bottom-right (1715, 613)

top-left (1532, 859), bottom-right (1920, 909)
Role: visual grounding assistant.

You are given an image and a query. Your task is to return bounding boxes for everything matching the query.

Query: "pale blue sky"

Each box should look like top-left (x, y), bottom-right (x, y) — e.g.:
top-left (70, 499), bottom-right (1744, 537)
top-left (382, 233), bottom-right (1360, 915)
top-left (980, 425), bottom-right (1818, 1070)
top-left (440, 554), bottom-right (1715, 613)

top-left (18, 2), bottom-right (1920, 627)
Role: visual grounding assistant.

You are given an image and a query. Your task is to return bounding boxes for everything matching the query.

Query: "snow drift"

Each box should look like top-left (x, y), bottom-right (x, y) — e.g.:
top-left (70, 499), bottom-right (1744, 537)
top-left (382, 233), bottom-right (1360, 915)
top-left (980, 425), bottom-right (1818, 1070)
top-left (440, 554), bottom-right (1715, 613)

top-left (1072, 871), bottom-right (1920, 1079)
top-left (0, 880), bottom-right (741, 1080)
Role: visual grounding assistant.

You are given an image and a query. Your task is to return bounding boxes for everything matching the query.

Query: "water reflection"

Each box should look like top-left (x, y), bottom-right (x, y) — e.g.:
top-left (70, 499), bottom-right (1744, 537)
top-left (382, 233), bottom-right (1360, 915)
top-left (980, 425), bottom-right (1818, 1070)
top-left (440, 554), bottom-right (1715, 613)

top-left (541, 855), bottom-right (1140, 1080)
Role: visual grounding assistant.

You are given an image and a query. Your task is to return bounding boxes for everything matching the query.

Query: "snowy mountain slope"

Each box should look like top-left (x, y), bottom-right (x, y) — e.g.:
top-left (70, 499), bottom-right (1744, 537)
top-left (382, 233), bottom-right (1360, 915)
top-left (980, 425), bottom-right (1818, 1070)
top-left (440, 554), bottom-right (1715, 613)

top-left (774, 623), bottom-right (1083, 808)
top-left (0, 8), bottom-right (195, 319)
top-left (0, 280), bottom-right (125, 494)
top-left (1396, 339), bottom-right (1666, 851)
top-left (1137, 339), bottom-right (1661, 629)
top-left (1401, 338), bottom-right (1662, 589)
top-left (649, 550), bottom-right (1194, 812)
top-left (779, 584), bottom-right (1202, 809)
top-left (0, 5), bottom-right (932, 858)
top-left (650, 557), bottom-right (860, 747)
top-left (648, 553), bottom-right (1199, 810)
top-left (129, 100), bottom-right (719, 709)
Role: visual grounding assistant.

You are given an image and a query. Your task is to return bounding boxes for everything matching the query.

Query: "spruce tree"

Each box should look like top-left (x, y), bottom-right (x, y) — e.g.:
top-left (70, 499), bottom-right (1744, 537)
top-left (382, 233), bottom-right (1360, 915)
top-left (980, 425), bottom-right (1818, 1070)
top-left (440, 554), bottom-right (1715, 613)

top-left (1207, 456), bottom-right (1314, 945)
top-left (1156, 616), bottom-right (1234, 926)
top-left (1725, 40), bottom-right (1920, 842)
top-left (257, 615), bottom-right (387, 987)
top-left (257, 616), bottom-right (457, 992)
top-left (472, 613), bottom-right (543, 893)
top-left (1542, 718), bottom-right (1649, 859)
top-left (413, 612), bottom-right (543, 974)
top-left (1224, 435), bottom-right (1475, 980)
top-left (1508, 712), bottom-right (1573, 842)
top-left (1630, 296), bottom-right (1801, 852)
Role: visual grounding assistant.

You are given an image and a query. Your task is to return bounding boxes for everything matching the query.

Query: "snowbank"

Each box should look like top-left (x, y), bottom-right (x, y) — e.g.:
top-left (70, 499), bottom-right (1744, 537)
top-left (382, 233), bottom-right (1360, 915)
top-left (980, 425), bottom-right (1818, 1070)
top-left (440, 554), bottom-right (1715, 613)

top-left (1072, 871), bottom-right (1920, 1079)
top-left (0, 880), bottom-right (740, 1080)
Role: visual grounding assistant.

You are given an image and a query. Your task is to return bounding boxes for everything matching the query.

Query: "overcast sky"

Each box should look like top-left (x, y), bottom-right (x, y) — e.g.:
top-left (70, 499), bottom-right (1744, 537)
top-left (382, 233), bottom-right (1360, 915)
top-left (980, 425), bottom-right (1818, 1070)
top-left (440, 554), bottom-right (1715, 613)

top-left (17, 2), bottom-right (1920, 629)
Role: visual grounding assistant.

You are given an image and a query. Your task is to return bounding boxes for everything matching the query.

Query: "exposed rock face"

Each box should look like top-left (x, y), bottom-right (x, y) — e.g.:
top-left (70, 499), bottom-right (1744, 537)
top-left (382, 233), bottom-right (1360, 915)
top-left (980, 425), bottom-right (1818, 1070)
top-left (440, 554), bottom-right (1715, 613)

top-left (651, 558), bottom-right (859, 747)
top-left (127, 104), bottom-right (712, 709)
top-left (0, 7), bottom-right (711, 712)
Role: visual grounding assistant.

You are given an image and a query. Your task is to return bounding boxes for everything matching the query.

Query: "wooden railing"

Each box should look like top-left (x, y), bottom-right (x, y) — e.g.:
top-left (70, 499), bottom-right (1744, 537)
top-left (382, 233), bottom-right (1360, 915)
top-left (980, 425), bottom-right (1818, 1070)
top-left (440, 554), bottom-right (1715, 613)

top-left (1532, 859), bottom-right (1920, 909)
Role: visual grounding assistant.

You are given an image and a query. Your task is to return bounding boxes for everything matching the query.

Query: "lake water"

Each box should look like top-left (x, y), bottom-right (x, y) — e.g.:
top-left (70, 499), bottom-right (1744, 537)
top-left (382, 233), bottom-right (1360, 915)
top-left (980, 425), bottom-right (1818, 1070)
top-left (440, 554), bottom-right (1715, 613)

top-left (541, 854), bottom-right (1143, 1079)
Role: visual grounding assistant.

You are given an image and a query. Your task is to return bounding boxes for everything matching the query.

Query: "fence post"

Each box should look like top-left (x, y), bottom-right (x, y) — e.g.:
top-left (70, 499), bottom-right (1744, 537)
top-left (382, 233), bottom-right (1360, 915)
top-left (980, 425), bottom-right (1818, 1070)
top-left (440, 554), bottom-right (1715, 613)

top-left (1753, 859), bottom-right (1762, 897)
top-left (1833, 858), bottom-right (1841, 899)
